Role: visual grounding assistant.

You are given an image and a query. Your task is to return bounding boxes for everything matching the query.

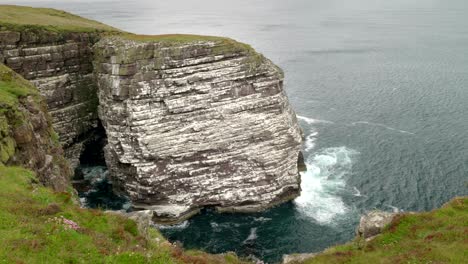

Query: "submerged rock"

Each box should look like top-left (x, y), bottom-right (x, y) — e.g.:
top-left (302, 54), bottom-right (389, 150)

top-left (94, 35), bottom-right (303, 223)
top-left (357, 210), bottom-right (397, 239)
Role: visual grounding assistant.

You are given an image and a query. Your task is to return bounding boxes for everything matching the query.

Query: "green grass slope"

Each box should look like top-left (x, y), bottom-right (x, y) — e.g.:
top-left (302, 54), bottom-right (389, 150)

top-left (0, 166), bottom-right (249, 264)
top-left (0, 63), bottom-right (71, 190)
top-left (0, 5), bottom-right (119, 32)
top-left (296, 197), bottom-right (468, 264)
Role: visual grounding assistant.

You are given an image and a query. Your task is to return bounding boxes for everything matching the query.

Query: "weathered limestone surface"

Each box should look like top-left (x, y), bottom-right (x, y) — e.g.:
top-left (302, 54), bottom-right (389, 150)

top-left (0, 30), bottom-right (101, 167)
top-left (94, 36), bottom-right (303, 223)
top-left (357, 210), bottom-right (397, 239)
top-left (282, 253), bottom-right (318, 264)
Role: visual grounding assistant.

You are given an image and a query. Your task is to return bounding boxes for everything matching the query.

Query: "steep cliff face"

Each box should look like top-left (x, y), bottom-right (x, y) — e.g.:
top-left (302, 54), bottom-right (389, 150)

top-left (0, 5), bottom-right (118, 168)
top-left (0, 6), bottom-right (304, 223)
top-left (0, 63), bottom-right (70, 191)
top-left (94, 35), bottom-right (303, 222)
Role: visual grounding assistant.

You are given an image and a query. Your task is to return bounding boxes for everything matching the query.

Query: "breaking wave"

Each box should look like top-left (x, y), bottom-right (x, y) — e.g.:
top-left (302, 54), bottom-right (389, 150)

top-left (297, 115), bottom-right (335, 125)
top-left (243, 227), bottom-right (258, 244)
top-left (304, 130), bottom-right (319, 152)
top-left (295, 147), bottom-right (359, 224)
top-left (154, 220), bottom-right (190, 230)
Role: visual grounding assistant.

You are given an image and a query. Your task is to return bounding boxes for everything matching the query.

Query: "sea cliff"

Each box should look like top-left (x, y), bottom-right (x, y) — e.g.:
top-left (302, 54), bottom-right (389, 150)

top-left (94, 35), bottom-right (303, 223)
top-left (0, 5), bottom-right (303, 223)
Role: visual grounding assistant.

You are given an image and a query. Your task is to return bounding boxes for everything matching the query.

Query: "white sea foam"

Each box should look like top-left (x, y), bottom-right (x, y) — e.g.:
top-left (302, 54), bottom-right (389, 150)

top-left (295, 147), bottom-right (359, 224)
top-left (304, 130), bottom-right (318, 152)
top-left (352, 186), bottom-right (365, 197)
top-left (79, 197), bottom-right (87, 208)
top-left (243, 227), bottom-right (258, 244)
top-left (253, 217), bottom-right (272, 222)
top-left (122, 201), bottom-right (132, 211)
top-left (352, 121), bottom-right (415, 135)
top-left (210, 221), bottom-right (222, 232)
top-left (386, 205), bottom-right (402, 213)
top-left (297, 115), bottom-right (333, 152)
top-left (297, 115), bottom-right (334, 125)
top-left (81, 165), bottom-right (108, 184)
top-left (154, 220), bottom-right (189, 230)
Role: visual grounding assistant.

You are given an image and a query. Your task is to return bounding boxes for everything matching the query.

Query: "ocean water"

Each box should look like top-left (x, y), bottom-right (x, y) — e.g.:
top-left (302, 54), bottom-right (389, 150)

top-left (7, 0), bottom-right (468, 262)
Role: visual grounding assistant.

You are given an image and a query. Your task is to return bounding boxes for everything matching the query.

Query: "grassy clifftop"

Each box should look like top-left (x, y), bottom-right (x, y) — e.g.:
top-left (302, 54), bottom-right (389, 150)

top-left (0, 5), bottom-right (260, 56)
top-left (0, 5), bottom-right (119, 33)
top-left (294, 197), bottom-right (468, 264)
top-left (0, 165), bottom-right (248, 264)
top-left (0, 63), bottom-right (39, 108)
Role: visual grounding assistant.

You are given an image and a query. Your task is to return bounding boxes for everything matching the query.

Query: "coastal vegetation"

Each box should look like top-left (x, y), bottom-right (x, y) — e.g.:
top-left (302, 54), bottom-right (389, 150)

top-left (295, 197), bottom-right (468, 264)
top-left (0, 165), bottom-right (248, 264)
top-left (0, 5), bottom-right (119, 33)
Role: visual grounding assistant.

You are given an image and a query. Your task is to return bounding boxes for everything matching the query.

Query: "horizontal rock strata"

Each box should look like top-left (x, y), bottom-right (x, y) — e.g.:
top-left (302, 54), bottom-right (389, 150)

top-left (94, 36), bottom-right (303, 223)
top-left (0, 30), bottom-right (102, 167)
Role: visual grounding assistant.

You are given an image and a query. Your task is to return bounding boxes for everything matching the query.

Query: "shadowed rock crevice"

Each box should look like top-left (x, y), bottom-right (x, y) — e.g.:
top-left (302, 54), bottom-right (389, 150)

top-left (72, 120), bottom-right (130, 210)
top-left (77, 121), bottom-right (107, 167)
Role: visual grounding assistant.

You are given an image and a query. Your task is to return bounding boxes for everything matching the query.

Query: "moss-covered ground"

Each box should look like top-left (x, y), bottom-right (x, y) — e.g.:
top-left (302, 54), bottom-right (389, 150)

top-left (295, 197), bottom-right (468, 264)
top-left (0, 165), bottom-right (249, 264)
top-left (0, 63), bottom-right (39, 107)
top-left (119, 33), bottom-right (253, 52)
top-left (0, 64), bottom-right (40, 164)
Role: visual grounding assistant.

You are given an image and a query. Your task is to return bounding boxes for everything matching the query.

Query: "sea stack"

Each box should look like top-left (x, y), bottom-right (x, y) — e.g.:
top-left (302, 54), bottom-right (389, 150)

top-left (94, 35), bottom-right (304, 223)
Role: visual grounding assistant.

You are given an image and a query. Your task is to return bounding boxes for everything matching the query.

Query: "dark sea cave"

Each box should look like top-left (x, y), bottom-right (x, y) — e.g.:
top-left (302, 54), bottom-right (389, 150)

top-left (72, 124), bottom-right (129, 211)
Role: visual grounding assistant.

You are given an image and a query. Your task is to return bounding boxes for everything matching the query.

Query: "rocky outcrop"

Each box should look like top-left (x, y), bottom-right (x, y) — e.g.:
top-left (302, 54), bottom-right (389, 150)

top-left (94, 35), bottom-right (303, 223)
top-left (282, 253), bottom-right (318, 264)
top-left (357, 210), bottom-right (397, 239)
top-left (0, 29), bottom-right (103, 168)
top-left (0, 63), bottom-right (71, 191)
top-left (282, 210), bottom-right (397, 263)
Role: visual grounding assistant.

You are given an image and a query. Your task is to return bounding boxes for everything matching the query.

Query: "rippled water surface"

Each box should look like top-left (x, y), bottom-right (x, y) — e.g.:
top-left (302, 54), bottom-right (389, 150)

top-left (7, 0), bottom-right (468, 262)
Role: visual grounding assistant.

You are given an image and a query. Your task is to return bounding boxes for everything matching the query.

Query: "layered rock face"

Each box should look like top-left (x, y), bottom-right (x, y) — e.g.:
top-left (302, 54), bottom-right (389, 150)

top-left (0, 30), bottom-right (102, 167)
top-left (0, 64), bottom-right (71, 191)
top-left (94, 36), bottom-right (303, 222)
